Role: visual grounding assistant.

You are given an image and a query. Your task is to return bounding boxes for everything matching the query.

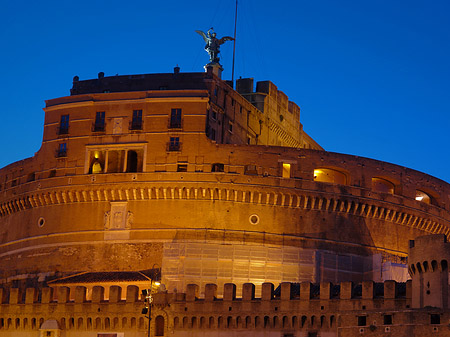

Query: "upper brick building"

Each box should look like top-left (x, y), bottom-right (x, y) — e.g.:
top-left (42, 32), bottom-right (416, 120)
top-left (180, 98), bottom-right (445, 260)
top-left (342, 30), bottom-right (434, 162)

top-left (0, 65), bottom-right (449, 314)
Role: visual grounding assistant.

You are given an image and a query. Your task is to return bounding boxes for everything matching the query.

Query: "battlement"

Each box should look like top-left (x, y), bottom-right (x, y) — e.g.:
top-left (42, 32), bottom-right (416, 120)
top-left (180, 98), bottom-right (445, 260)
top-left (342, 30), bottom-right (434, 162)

top-left (3, 281), bottom-right (447, 336)
top-left (0, 281), bottom-right (411, 306)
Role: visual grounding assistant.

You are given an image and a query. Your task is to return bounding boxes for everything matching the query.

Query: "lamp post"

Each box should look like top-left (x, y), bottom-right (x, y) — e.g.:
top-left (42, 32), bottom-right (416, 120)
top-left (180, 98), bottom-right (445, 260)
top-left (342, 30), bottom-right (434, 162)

top-left (141, 265), bottom-right (161, 337)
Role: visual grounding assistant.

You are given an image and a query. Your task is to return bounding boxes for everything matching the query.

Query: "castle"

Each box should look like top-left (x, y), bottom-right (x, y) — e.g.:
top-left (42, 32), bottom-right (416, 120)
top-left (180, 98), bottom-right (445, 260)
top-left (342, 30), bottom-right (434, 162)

top-left (0, 64), bottom-right (449, 336)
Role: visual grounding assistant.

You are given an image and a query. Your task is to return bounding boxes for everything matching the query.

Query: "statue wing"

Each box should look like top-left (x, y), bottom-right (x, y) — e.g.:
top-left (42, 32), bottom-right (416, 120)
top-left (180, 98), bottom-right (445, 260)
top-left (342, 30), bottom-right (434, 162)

top-left (195, 30), bottom-right (208, 43)
top-left (218, 36), bottom-right (235, 45)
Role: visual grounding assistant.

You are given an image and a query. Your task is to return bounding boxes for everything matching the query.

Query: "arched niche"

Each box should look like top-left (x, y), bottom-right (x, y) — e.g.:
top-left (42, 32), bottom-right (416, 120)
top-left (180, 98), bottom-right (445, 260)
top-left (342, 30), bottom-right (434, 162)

top-left (314, 168), bottom-right (348, 185)
top-left (372, 177), bottom-right (395, 194)
top-left (415, 190), bottom-right (431, 204)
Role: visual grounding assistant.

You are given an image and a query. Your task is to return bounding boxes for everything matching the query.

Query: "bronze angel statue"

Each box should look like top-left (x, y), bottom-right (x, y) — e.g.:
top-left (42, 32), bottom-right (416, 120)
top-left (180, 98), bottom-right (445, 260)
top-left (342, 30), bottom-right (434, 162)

top-left (196, 28), bottom-right (234, 64)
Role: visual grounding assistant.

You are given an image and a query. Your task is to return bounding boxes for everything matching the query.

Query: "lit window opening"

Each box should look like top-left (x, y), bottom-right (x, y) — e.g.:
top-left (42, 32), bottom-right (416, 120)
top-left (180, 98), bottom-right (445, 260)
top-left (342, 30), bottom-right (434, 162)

top-left (416, 190), bottom-right (431, 204)
top-left (372, 177), bottom-right (395, 194)
top-left (282, 163), bottom-right (291, 178)
top-left (314, 168), bottom-right (347, 185)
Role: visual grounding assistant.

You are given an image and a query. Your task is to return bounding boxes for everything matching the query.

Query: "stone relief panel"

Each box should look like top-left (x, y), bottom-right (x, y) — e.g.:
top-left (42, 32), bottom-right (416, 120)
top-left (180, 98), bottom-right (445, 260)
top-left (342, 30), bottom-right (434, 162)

top-left (104, 202), bottom-right (132, 230)
top-left (104, 202), bottom-right (131, 240)
top-left (112, 118), bottom-right (123, 135)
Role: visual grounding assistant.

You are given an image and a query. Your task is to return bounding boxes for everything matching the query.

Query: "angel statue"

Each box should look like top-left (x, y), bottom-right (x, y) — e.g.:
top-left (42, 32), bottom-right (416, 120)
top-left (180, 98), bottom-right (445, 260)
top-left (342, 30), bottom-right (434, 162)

top-left (196, 28), bottom-right (234, 64)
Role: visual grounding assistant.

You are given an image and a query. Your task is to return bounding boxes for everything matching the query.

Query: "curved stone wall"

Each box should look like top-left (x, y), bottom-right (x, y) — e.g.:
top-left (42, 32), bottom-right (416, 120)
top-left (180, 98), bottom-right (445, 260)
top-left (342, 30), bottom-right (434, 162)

top-left (0, 87), bottom-right (449, 290)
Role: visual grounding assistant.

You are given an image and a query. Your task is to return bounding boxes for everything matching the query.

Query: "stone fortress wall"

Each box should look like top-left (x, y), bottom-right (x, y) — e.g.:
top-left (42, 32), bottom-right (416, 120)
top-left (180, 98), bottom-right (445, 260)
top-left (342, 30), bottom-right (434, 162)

top-left (0, 279), bottom-right (448, 337)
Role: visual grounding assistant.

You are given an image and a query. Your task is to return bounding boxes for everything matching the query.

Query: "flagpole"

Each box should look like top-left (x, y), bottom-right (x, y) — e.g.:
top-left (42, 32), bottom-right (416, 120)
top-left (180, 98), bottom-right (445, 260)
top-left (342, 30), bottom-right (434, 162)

top-left (231, 0), bottom-right (238, 86)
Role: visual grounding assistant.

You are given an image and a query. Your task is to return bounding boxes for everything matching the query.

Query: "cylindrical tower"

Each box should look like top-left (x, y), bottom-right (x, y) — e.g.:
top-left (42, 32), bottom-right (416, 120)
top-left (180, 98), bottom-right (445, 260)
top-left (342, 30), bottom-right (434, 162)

top-left (409, 234), bottom-right (450, 308)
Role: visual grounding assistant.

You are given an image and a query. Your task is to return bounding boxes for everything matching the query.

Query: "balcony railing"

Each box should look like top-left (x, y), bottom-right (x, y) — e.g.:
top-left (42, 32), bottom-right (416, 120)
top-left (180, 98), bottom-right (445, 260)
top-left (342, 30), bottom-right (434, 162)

top-left (57, 126), bottom-right (69, 135)
top-left (167, 142), bottom-right (182, 152)
top-left (56, 149), bottom-right (67, 158)
top-left (92, 123), bottom-right (106, 132)
top-left (168, 119), bottom-right (183, 129)
top-left (130, 120), bottom-right (143, 130)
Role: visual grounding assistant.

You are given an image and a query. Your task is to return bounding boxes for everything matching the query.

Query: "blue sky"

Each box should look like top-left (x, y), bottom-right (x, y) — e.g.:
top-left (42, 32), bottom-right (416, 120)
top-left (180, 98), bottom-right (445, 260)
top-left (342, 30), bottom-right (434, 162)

top-left (0, 1), bottom-right (449, 182)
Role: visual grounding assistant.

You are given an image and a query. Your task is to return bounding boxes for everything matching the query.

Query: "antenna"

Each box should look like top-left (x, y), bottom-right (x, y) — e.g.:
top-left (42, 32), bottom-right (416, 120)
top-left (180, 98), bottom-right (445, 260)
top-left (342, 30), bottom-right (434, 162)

top-left (231, 0), bottom-right (238, 86)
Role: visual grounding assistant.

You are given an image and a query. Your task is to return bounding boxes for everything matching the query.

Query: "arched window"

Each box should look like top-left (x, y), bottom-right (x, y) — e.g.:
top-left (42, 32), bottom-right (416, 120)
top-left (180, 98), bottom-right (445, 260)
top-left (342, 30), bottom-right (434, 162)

top-left (314, 168), bottom-right (347, 184)
top-left (245, 316), bottom-right (251, 328)
top-left (442, 260), bottom-right (448, 272)
top-left (416, 190), bottom-right (431, 204)
top-left (89, 151), bottom-right (105, 174)
top-left (255, 316), bottom-right (261, 328)
top-left (301, 316), bottom-right (307, 328)
top-left (431, 260), bottom-right (438, 272)
top-left (155, 315), bottom-right (165, 336)
top-left (372, 177), bottom-right (395, 194)
top-left (105, 317), bottom-right (110, 329)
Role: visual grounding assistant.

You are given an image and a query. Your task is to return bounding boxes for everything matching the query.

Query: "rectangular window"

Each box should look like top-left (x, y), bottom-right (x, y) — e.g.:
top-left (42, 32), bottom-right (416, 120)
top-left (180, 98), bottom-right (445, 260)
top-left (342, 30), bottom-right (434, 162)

top-left (357, 316), bottom-right (367, 327)
top-left (169, 108), bottom-right (182, 128)
top-left (282, 163), bottom-right (291, 178)
top-left (210, 128), bottom-right (216, 141)
top-left (168, 137), bottom-right (180, 151)
top-left (211, 110), bottom-right (217, 120)
top-left (93, 111), bottom-right (105, 132)
top-left (57, 143), bottom-right (67, 157)
top-left (383, 314), bottom-right (392, 325)
top-left (131, 110), bottom-right (143, 130)
top-left (228, 122), bottom-right (233, 133)
top-left (244, 165), bottom-right (258, 175)
top-left (177, 164), bottom-right (188, 172)
top-left (430, 314), bottom-right (440, 325)
top-left (59, 115), bottom-right (69, 134)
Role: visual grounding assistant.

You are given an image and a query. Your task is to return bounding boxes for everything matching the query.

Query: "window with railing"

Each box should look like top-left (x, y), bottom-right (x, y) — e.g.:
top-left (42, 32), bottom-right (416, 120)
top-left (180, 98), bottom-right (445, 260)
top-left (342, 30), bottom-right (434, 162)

top-left (211, 163), bottom-right (224, 172)
top-left (58, 114), bottom-right (69, 134)
top-left (169, 108), bottom-right (182, 128)
top-left (93, 111), bottom-right (105, 132)
top-left (131, 109), bottom-right (143, 130)
top-left (56, 143), bottom-right (67, 157)
top-left (168, 137), bottom-right (181, 151)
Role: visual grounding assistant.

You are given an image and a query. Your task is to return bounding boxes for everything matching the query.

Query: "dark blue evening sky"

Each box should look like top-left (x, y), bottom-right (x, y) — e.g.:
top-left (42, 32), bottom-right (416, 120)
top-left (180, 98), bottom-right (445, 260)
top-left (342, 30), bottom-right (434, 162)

top-left (0, 1), bottom-right (449, 182)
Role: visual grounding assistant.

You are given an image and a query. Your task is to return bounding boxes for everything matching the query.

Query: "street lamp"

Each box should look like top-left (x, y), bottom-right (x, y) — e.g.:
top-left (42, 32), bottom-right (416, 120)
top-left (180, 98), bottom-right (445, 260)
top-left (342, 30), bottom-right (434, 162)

top-left (141, 265), bottom-right (161, 337)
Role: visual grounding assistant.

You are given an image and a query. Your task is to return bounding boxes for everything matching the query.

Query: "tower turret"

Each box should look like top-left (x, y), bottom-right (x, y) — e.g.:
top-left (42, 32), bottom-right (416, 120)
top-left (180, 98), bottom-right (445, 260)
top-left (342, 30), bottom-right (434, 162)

top-left (409, 234), bottom-right (450, 308)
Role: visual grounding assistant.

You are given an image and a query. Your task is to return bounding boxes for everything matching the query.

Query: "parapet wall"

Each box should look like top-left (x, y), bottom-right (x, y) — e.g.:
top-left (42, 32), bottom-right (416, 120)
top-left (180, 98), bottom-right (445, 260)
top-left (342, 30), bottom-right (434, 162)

top-left (0, 281), bottom-right (410, 307)
top-left (1, 281), bottom-right (448, 337)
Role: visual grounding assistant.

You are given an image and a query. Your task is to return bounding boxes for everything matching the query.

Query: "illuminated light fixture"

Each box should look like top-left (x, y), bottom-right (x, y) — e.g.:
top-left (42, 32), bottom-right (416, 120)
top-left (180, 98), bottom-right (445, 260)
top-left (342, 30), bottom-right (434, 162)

top-left (314, 169), bottom-right (322, 179)
top-left (154, 281), bottom-right (161, 286)
top-left (416, 196), bottom-right (424, 201)
top-left (94, 151), bottom-right (100, 159)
